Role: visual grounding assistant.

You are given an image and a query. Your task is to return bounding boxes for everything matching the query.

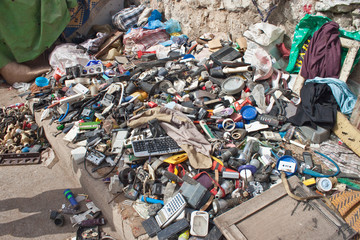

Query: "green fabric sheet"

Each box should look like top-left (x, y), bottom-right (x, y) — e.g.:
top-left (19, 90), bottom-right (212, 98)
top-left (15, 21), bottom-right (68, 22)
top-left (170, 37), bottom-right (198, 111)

top-left (0, 0), bottom-right (77, 69)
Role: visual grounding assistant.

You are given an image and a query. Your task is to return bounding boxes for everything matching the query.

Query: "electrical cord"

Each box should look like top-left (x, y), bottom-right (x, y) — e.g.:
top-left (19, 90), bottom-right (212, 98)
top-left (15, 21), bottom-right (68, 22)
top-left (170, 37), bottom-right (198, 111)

top-left (302, 151), bottom-right (340, 178)
top-left (74, 93), bottom-right (103, 120)
top-left (58, 103), bottom-right (70, 122)
top-left (84, 149), bottom-right (125, 180)
top-left (281, 172), bottom-right (341, 216)
top-left (115, 82), bottom-right (124, 107)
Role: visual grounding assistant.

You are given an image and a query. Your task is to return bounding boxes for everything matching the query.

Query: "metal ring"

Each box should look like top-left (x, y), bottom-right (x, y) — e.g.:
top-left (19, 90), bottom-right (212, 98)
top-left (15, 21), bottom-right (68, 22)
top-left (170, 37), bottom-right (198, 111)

top-left (231, 129), bottom-right (245, 140)
top-left (222, 118), bottom-right (235, 132)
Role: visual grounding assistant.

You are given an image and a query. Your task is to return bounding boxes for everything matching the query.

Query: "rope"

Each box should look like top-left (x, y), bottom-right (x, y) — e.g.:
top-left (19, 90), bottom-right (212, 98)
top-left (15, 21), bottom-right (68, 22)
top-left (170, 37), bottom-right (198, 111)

top-left (281, 172), bottom-right (341, 216)
top-left (251, 0), bottom-right (279, 22)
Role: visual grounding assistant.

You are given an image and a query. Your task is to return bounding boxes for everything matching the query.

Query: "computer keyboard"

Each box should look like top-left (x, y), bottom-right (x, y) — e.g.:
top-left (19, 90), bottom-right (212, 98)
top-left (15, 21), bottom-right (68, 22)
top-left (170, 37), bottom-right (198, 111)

top-left (132, 136), bottom-right (183, 157)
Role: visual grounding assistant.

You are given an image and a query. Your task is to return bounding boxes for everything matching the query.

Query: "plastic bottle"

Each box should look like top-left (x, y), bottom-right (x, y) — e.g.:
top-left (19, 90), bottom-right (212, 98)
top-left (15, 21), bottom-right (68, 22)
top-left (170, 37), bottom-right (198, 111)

top-left (89, 79), bottom-right (98, 96)
top-left (164, 101), bottom-right (193, 113)
top-left (124, 90), bottom-right (148, 102)
top-left (63, 189), bottom-right (79, 209)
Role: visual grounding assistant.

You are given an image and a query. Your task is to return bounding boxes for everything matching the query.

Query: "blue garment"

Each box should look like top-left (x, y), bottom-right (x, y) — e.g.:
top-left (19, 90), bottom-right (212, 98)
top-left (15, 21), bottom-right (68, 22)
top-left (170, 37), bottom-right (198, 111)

top-left (305, 77), bottom-right (357, 115)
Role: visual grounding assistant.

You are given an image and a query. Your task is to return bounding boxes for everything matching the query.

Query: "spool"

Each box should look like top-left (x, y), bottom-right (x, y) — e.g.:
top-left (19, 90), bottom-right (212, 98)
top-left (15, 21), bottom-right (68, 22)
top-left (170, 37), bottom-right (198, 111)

top-left (239, 169), bottom-right (254, 182)
top-left (212, 199), bottom-right (228, 213)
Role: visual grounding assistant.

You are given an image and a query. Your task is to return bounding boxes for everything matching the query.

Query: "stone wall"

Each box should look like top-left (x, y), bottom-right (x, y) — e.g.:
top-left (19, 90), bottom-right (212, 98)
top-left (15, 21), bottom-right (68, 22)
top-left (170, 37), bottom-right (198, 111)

top-left (136, 0), bottom-right (359, 42)
top-left (132, 0), bottom-right (360, 82)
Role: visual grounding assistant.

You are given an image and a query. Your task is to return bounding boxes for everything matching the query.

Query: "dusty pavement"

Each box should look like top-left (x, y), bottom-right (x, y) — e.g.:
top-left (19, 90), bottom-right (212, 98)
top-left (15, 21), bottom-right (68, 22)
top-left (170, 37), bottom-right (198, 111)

top-left (0, 82), bottom-right (121, 240)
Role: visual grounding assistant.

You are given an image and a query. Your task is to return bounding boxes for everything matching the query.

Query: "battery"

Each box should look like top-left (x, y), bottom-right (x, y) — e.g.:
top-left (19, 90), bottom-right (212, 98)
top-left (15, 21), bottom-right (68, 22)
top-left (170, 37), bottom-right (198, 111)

top-left (283, 125), bottom-right (296, 143)
top-left (294, 127), bottom-right (309, 145)
top-left (142, 217), bottom-right (161, 237)
top-left (222, 171), bottom-right (240, 179)
top-left (157, 219), bottom-right (189, 240)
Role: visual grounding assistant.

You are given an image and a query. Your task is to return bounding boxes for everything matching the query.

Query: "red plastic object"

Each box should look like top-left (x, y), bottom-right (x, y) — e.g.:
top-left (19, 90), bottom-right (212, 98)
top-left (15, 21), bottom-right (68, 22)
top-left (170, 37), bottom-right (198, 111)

top-left (303, 4), bottom-right (312, 14)
top-left (211, 161), bottom-right (237, 173)
top-left (53, 74), bottom-right (62, 82)
top-left (22, 121), bottom-right (32, 130)
top-left (8, 103), bottom-right (24, 108)
top-left (230, 112), bottom-right (242, 122)
top-left (137, 51), bottom-right (156, 59)
top-left (105, 62), bottom-right (113, 68)
top-left (147, 101), bottom-right (158, 108)
top-left (233, 97), bottom-right (253, 112)
top-left (276, 43), bottom-right (290, 59)
top-left (244, 86), bottom-right (251, 93)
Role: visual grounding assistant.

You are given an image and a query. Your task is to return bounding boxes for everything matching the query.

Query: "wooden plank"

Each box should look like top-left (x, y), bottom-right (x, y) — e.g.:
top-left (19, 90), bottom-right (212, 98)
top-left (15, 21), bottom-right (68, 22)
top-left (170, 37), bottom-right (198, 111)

top-left (222, 225), bottom-right (247, 240)
top-left (339, 37), bottom-right (360, 82)
top-left (333, 111), bottom-right (360, 157)
top-left (214, 178), bottom-right (289, 228)
top-left (350, 95), bottom-right (360, 129)
top-left (214, 176), bottom-right (356, 240)
top-left (94, 31), bottom-right (123, 58)
top-left (214, 177), bottom-right (300, 228)
top-left (292, 70), bottom-right (305, 95)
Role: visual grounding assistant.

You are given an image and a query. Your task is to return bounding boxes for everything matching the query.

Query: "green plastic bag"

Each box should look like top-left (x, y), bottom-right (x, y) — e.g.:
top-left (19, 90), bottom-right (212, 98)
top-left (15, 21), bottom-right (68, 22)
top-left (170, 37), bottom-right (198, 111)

top-left (286, 14), bottom-right (360, 74)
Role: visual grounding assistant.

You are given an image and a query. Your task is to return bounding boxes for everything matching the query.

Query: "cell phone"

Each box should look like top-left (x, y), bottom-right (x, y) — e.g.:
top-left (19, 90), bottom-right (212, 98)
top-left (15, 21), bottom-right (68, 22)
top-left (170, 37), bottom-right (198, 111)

top-left (303, 152), bottom-right (313, 169)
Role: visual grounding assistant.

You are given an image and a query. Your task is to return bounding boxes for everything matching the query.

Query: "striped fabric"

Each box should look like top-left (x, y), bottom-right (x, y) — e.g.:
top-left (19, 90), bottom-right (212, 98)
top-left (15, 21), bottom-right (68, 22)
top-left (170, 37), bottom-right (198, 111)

top-left (112, 5), bottom-right (146, 31)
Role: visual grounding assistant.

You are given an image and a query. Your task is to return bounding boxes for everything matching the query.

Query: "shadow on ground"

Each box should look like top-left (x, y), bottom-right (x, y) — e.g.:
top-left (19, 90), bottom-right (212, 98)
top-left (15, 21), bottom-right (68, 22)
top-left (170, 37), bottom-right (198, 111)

top-left (0, 188), bottom-right (82, 238)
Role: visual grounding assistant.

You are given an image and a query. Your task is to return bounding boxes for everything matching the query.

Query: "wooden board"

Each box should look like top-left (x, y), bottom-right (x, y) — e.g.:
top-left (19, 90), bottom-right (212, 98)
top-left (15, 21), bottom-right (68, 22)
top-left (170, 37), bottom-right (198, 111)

top-left (350, 95), bottom-right (360, 130)
top-left (333, 111), bottom-right (360, 157)
top-left (94, 31), bottom-right (123, 58)
top-left (214, 176), bottom-right (357, 240)
top-left (339, 38), bottom-right (360, 82)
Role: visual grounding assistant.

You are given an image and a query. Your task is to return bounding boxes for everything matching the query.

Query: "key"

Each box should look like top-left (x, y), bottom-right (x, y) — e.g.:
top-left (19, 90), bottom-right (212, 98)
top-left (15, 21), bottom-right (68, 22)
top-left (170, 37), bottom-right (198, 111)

top-left (53, 131), bottom-right (62, 137)
top-left (49, 116), bottom-right (56, 125)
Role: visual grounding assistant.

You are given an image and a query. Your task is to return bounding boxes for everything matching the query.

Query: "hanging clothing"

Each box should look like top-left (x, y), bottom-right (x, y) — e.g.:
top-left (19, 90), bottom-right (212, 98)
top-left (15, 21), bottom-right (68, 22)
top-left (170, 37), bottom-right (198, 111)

top-left (301, 21), bottom-right (341, 80)
top-left (288, 83), bottom-right (338, 129)
top-left (306, 77), bottom-right (357, 115)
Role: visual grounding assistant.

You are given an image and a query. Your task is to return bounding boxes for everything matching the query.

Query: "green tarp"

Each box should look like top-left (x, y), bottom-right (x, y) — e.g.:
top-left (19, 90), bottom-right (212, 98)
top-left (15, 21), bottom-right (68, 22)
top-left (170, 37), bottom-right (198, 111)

top-left (286, 14), bottom-right (360, 74)
top-left (0, 0), bottom-right (77, 69)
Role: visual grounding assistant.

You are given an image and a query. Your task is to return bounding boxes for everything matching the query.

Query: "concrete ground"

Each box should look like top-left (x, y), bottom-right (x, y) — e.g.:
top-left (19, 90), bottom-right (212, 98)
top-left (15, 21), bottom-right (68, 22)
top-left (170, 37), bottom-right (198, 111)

top-left (0, 83), bottom-right (121, 240)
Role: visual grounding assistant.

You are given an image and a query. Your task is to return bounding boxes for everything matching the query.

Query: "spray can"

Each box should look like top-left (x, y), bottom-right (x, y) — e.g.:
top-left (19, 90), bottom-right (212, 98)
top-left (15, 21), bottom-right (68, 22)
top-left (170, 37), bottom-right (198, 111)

top-left (212, 197), bottom-right (243, 213)
top-left (63, 189), bottom-right (79, 210)
top-left (215, 180), bottom-right (234, 198)
top-left (283, 125), bottom-right (296, 143)
top-left (294, 127), bottom-right (309, 145)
